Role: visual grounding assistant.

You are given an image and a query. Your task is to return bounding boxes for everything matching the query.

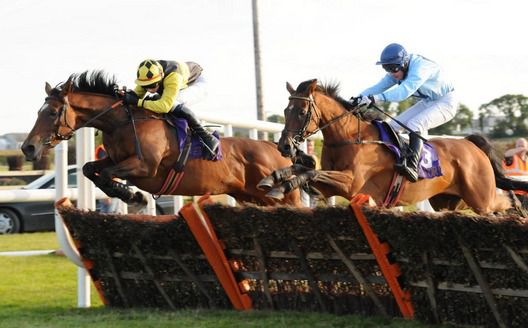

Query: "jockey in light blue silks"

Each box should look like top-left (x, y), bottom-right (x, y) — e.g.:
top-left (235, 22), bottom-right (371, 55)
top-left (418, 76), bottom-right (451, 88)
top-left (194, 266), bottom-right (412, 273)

top-left (351, 43), bottom-right (458, 182)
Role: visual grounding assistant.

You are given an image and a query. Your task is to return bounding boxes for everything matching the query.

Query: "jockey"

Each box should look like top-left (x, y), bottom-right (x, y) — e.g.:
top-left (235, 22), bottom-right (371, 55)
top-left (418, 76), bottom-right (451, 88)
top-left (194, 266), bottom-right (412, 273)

top-left (123, 59), bottom-right (219, 154)
top-left (350, 43), bottom-right (458, 182)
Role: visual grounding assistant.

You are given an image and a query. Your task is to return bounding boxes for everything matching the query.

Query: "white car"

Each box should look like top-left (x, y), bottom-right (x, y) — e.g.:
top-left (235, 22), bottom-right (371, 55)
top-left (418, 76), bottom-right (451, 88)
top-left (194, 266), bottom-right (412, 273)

top-left (0, 166), bottom-right (175, 234)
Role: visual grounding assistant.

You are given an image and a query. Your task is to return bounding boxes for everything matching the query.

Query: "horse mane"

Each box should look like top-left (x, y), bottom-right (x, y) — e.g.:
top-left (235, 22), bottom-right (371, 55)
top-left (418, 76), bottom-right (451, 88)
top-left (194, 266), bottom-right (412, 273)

top-left (296, 79), bottom-right (352, 110)
top-left (68, 70), bottom-right (118, 96)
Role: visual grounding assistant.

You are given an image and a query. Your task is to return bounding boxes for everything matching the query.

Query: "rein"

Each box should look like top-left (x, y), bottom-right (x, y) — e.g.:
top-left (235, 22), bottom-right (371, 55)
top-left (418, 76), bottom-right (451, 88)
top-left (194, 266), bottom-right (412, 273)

top-left (288, 95), bottom-right (353, 143)
top-left (288, 94), bottom-right (386, 148)
top-left (48, 95), bottom-right (123, 142)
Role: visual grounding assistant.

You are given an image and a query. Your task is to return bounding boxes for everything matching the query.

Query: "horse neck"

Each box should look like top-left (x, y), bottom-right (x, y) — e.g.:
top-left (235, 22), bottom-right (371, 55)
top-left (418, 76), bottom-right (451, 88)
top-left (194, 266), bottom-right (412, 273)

top-left (316, 96), bottom-right (374, 144)
top-left (67, 92), bottom-right (126, 133)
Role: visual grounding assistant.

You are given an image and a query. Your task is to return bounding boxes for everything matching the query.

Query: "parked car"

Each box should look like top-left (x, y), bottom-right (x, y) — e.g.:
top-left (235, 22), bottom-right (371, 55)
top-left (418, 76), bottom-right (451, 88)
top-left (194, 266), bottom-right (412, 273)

top-left (0, 166), bottom-right (176, 234)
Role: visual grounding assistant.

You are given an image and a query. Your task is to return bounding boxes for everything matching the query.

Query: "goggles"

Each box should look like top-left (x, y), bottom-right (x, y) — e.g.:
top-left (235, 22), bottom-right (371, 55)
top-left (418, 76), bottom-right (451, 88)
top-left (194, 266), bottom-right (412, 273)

top-left (142, 83), bottom-right (159, 90)
top-left (382, 64), bottom-right (401, 73)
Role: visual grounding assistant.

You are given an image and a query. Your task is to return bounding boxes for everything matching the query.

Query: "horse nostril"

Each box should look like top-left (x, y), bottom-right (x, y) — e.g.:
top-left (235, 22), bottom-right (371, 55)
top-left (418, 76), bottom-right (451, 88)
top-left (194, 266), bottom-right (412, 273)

top-left (22, 144), bottom-right (35, 157)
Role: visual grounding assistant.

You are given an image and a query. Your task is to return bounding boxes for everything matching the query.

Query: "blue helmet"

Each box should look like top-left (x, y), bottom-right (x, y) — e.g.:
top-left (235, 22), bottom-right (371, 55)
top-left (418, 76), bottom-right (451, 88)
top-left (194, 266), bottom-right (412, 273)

top-left (376, 43), bottom-right (409, 66)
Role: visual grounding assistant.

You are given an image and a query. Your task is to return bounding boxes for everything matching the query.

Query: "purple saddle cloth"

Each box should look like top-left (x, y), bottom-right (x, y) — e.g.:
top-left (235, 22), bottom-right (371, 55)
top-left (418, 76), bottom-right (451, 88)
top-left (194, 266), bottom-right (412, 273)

top-left (174, 118), bottom-right (222, 161)
top-left (372, 120), bottom-right (442, 179)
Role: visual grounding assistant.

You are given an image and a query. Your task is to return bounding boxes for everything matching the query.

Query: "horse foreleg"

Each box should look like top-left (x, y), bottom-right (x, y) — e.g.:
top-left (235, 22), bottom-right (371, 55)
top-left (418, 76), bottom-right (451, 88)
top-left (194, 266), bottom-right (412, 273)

top-left (257, 164), bottom-right (310, 191)
top-left (266, 170), bottom-right (318, 200)
top-left (82, 159), bottom-right (146, 206)
top-left (267, 169), bottom-right (357, 201)
top-left (308, 170), bottom-right (357, 199)
top-left (82, 158), bottom-right (115, 192)
top-left (89, 157), bottom-right (156, 206)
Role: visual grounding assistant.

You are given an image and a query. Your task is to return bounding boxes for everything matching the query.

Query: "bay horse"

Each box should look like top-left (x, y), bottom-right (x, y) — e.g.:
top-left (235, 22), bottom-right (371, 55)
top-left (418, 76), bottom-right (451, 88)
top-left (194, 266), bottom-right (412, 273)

top-left (258, 79), bottom-right (528, 214)
top-left (21, 71), bottom-right (301, 206)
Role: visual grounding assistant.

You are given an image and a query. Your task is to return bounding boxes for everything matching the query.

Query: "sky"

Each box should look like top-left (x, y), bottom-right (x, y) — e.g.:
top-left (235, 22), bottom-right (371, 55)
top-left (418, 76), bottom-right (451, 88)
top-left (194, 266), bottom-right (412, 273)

top-left (1, 0), bottom-right (528, 135)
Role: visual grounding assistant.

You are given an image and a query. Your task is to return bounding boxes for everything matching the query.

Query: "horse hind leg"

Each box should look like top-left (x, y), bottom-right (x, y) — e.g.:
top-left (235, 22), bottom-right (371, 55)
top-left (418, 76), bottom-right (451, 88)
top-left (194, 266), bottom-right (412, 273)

top-left (462, 189), bottom-right (511, 215)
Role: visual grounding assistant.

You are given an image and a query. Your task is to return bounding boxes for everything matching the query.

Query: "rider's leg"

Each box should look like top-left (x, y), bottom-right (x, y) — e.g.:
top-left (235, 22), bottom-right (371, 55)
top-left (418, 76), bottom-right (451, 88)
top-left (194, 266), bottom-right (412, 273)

top-left (403, 132), bottom-right (423, 182)
top-left (170, 104), bottom-right (219, 154)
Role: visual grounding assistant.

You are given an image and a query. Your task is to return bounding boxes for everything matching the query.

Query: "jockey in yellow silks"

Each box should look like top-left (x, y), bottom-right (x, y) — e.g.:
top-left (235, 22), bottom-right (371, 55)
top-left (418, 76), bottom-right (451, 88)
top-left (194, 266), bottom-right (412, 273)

top-left (123, 59), bottom-right (219, 154)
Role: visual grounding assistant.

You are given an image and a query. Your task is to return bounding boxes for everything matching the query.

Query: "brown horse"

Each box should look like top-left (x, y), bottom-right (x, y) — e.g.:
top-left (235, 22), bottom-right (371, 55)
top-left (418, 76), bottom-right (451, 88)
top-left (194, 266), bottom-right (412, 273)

top-left (258, 79), bottom-right (528, 214)
top-left (21, 71), bottom-right (301, 206)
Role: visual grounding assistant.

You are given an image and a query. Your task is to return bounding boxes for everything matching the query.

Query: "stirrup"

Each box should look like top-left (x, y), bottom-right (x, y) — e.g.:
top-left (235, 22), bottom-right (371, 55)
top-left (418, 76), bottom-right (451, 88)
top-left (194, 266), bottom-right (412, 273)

top-left (201, 138), bottom-right (219, 159)
top-left (393, 157), bottom-right (407, 172)
top-left (402, 166), bottom-right (419, 182)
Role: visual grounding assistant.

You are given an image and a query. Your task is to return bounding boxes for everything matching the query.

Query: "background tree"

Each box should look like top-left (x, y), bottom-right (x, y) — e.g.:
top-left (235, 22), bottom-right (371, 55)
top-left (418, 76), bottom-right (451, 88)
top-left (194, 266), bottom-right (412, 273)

top-left (429, 103), bottom-right (473, 135)
top-left (267, 114), bottom-right (285, 124)
top-left (479, 94), bottom-right (528, 138)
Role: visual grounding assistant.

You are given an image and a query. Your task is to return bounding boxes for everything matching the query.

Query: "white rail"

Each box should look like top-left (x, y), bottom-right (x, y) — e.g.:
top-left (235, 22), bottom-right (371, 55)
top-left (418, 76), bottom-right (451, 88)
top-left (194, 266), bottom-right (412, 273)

top-left (7, 115), bottom-right (313, 308)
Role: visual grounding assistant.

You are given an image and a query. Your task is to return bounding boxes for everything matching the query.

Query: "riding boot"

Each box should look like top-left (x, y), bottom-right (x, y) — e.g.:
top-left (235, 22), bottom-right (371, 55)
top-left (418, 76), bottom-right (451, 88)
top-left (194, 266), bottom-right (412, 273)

top-left (398, 132), bottom-right (423, 182)
top-left (170, 104), bottom-right (219, 156)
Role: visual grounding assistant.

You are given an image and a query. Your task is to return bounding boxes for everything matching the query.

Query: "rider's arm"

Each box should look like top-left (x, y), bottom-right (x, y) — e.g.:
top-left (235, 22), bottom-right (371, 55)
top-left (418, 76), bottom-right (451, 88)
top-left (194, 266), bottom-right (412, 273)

top-left (139, 72), bottom-right (184, 113)
top-left (359, 75), bottom-right (397, 98)
top-left (505, 148), bottom-right (526, 158)
top-left (133, 85), bottom-right (147, 99)
top-left (379, 57), bottom-right (437, 102)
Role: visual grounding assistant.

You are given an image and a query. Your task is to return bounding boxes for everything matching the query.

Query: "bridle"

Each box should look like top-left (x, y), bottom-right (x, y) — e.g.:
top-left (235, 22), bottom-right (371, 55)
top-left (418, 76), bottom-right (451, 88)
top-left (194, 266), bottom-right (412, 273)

top-left (286, 94), bottom-right (353, 146)
top-left (42, 93), bottom-right (122, 145)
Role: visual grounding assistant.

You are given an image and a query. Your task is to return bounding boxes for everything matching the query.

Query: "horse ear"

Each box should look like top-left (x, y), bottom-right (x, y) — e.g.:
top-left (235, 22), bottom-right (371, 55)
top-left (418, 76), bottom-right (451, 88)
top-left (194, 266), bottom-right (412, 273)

top-left (60, 80), bottom-right (72, 97)
top-left (286, 82), bottom-right (295, 95)
top-left (45, 82), bottom-right (52, 96)
top-left (308, 79), bottom-right (318, 94)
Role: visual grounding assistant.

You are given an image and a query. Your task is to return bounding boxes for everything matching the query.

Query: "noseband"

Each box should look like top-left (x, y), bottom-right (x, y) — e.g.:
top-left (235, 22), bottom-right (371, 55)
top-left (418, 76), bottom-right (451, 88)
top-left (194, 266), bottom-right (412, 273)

top-left (287, 94), bottom-right (354, 145)
top-left (42, 95), bottom-right (122, 145)
top-left (287, 95), bottom-right (320, 145)
top-left (43, 96), bottom-right (76, 144)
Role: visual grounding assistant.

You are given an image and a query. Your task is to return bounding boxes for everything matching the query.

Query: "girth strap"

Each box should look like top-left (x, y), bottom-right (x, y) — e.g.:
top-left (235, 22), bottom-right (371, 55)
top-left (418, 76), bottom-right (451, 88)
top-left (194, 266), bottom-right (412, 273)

top-left (155, 129), bottom-right (193, 196)
top-left (382, 172), bottom-right (408, 207)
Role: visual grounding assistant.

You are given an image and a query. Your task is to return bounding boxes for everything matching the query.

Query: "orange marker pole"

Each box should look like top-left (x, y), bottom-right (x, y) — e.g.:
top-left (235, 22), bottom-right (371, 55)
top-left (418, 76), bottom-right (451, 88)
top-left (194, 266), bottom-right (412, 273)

top-left (350, 194), bottom-right (414, 319)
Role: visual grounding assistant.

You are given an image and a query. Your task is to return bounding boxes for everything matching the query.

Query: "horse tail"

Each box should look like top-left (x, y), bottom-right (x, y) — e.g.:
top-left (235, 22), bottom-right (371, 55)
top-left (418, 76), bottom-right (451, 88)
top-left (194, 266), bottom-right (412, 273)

top-left (465, 134), bottom-right (528, 191)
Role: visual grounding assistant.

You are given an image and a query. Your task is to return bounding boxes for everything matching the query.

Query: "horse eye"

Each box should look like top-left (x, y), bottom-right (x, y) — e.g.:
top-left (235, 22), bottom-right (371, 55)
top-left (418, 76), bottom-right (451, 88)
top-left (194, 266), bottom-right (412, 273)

top-left (48, 109), bottom-right (58, 117)
top-left (297, 108), bottom-right (307, 117)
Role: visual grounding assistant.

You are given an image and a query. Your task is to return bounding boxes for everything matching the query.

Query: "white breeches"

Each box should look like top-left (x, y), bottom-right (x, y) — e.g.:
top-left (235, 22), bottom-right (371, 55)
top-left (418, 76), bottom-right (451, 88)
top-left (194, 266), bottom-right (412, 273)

top-left (174, 75), bottom-right (208, 107)
top-left (388, 91), bottom-right (458, 134)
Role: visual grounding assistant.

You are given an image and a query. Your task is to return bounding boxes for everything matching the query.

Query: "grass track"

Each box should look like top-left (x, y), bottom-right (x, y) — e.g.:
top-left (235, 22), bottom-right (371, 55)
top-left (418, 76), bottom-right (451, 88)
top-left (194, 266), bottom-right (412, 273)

top-left (0, 234), bottom-right (453, 328)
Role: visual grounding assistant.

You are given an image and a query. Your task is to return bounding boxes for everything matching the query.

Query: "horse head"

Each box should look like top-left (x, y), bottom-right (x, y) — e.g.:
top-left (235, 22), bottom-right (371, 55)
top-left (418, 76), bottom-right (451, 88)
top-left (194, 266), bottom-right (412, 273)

top-left (278, 79), bottom-right (321, 158)
top-left (21, 79), bottom-right (75, 161)
top-left (22, 70), bottom-right (121, 162)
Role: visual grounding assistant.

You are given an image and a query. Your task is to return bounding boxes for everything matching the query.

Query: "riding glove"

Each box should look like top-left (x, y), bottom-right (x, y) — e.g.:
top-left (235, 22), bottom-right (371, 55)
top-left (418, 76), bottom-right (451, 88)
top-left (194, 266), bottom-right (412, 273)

top-left (356, 95), bottom-right (376, 108)
top-left (123, 91), bottom-right (139, 106)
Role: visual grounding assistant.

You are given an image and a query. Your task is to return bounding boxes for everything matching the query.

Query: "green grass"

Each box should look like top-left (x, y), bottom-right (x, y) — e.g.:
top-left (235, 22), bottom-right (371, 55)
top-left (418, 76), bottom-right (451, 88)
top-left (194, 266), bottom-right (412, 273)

top-left (0, 234), bottom-right (451, 328)
top-left (0, 232), bottom-right (59, 252)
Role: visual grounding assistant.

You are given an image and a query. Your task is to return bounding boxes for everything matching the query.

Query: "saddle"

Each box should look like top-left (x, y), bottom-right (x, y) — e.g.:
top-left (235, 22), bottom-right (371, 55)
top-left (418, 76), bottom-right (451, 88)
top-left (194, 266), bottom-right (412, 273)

top-left (154, 117), bottom-right (222, 196)
top-left (371, 120), bottom-right (442, 179)
top-left (165, 116), bottom-right (222, 163)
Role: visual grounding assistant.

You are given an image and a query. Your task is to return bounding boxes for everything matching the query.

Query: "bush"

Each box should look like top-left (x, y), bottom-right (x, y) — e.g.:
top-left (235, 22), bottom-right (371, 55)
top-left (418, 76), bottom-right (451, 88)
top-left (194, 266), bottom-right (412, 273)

top-left (0, 177), bottom-right (26, 186)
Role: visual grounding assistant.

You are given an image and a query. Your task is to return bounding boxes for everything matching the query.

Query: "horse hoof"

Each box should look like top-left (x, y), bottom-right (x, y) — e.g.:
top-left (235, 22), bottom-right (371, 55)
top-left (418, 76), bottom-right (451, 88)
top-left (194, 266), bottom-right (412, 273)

top-left (257, 177), bottom-right (274, 191)
top-left (266, 189), bottom-right (285, 200)
top-left (130, 191), bottom-right (148, 207)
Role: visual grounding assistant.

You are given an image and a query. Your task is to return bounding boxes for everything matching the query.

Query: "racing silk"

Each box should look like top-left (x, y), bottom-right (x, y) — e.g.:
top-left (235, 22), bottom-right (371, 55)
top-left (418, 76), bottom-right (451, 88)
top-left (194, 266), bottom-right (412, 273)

top-left (360, 54), bottom-right (454, 102)
top-left (503, 154), bottom-right (528, 176)
top-left (134, 60), bottom-right (203, 113)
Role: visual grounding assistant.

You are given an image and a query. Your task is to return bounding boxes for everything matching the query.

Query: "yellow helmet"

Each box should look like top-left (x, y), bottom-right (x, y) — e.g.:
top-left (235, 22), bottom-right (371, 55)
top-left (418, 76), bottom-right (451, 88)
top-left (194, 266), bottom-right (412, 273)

top-left (135, 59), bottom-right (164, 86)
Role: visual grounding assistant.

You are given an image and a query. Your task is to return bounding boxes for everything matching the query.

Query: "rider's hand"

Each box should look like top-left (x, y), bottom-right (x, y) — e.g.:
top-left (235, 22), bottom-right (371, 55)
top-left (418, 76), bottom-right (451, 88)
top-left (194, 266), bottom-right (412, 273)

top-left (357, 95), bottom-right (375, 108)
top-left (347, 96), bottom-right (360, 108)
top-left (123, 91), bottom-right (139, 106)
